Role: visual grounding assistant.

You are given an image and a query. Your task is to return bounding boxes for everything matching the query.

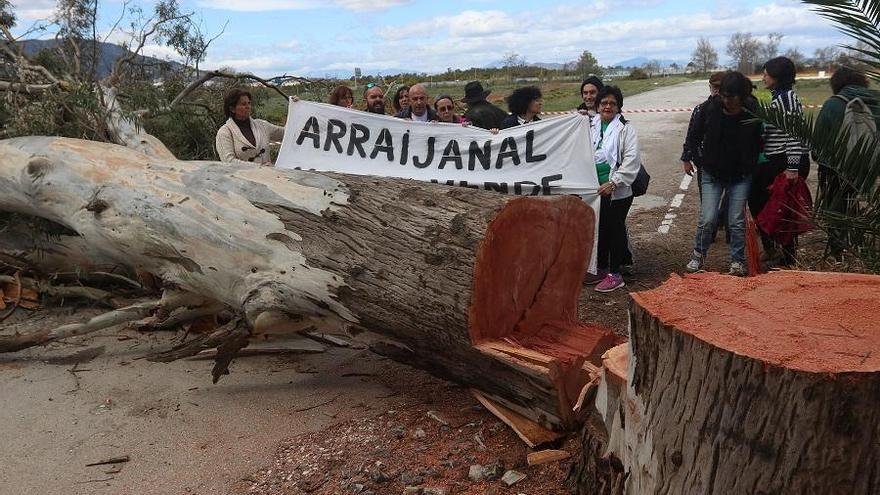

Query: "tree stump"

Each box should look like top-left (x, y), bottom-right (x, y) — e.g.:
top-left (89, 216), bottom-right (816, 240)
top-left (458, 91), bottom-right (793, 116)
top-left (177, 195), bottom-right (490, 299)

top-left (0, 136), bottom-right (617, 430)
top-left (573, 271), bottom-right (880, 495)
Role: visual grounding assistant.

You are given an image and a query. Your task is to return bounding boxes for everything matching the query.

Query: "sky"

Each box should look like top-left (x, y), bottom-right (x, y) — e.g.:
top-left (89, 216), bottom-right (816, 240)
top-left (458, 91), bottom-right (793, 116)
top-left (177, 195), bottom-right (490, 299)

top-left (9, 0), bottom-right (849, 77)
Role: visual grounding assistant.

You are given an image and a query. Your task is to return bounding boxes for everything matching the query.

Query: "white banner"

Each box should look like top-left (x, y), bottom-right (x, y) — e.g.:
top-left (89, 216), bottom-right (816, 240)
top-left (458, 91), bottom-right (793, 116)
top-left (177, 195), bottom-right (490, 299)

top-left (276, 99), bottom-right (600, 270)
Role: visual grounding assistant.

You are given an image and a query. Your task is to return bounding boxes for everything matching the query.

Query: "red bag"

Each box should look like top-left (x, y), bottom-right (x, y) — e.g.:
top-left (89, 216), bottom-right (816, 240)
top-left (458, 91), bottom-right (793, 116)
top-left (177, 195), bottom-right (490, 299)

top-left (756, 174), bottom-right (813, 245)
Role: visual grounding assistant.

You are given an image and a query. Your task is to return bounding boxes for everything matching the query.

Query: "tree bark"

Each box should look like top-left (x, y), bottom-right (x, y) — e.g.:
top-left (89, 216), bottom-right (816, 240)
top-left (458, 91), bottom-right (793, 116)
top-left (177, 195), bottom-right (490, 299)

top-left (0, 136), bottom-right (615, 430)
top-left (573, 271), bottom-right (880, 494)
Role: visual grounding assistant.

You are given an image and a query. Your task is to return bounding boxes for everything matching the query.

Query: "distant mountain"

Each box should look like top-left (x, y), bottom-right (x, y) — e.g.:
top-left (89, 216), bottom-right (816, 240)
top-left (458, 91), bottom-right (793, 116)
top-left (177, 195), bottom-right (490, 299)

top-left (19, 39), bottom-right (186, 79)
top-left (612, 56), bottom-right (687, 68)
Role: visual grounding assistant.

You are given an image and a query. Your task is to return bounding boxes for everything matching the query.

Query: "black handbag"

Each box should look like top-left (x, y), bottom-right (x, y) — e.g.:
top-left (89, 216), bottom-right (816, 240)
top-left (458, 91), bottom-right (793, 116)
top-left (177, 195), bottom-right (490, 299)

top-left (631, 163), bottom-right (650, 197)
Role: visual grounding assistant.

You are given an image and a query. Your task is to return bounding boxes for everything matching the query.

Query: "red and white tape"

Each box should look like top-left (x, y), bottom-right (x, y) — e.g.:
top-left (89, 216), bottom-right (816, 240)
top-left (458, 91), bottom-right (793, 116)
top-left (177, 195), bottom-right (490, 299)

top-left (544, 103), bottom-right (821, 116)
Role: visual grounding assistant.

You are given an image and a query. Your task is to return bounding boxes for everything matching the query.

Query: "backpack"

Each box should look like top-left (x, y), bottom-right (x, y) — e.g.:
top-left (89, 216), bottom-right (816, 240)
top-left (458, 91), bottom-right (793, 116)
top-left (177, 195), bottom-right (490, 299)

top-left (833, 94), bottom-right (878, 153)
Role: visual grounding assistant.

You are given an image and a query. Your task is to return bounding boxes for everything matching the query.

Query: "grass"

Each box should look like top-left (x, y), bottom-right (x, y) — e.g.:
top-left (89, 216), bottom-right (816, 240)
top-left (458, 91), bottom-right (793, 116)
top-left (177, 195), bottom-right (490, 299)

top-left (252, 75), bottom-right (702, 124)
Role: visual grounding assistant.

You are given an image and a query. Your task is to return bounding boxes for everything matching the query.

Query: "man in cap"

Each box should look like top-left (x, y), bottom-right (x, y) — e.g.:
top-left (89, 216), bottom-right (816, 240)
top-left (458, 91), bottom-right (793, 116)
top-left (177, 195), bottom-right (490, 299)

top-left (461, 81), bottom-right (507, 130)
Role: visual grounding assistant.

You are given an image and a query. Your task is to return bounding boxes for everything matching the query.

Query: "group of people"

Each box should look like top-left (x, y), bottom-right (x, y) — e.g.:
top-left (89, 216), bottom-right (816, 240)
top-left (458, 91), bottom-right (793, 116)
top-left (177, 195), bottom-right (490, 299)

top-left (681, 57), bottom-right (878, 276)
top-left (214, 58), bottom-right (876, 292)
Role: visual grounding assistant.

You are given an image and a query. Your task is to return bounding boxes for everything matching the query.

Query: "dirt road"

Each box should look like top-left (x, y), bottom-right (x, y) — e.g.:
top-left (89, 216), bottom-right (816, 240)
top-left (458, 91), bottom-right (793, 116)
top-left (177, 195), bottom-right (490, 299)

top-left (1, 80), bottom-right (709, 495)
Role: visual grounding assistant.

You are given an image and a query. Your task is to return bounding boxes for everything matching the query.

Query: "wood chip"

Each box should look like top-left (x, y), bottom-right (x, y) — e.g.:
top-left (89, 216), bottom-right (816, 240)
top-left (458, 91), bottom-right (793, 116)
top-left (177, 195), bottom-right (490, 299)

top-left (527, 449), bottom-right (571, 466)
top-left (471, 390), bottom-right (562, 448)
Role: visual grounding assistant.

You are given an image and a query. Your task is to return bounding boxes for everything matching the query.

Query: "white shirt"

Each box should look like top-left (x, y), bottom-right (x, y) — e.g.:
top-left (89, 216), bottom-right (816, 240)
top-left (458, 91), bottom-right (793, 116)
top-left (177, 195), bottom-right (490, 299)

top-left (411, 110), bottom-right (430, 122)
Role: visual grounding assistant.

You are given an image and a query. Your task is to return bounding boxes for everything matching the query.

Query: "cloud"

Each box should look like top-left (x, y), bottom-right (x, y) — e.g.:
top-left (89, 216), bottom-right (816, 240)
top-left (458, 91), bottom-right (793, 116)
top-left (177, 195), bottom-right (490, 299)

top-left (196, 0), bottom-right (409, 12)
top-left (369, 1), bottom-right (842, 72)
top-left (10, 0), bottom-right (56, 21)
top-left (377, 10), bottom-right (515, 41)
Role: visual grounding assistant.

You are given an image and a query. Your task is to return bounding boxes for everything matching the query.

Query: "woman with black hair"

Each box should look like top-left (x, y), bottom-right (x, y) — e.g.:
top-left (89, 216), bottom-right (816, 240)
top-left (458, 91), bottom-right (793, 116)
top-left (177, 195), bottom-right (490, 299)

top-left (392, 85), bottom-right (410, 114)
top-left (589, 85), bottom-right (641, 292)
top-left (752, 56), bottom-right (810, 265)
top-left (685, 71), bottom-right (763, 276)
top-left (215, 88), bottom-right (285, 166)
top-left (500, 86), bottom-right (542, 129)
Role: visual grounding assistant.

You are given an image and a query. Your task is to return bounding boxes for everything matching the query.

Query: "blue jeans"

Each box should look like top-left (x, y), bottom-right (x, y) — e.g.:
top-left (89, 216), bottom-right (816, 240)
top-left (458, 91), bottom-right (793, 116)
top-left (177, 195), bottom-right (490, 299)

top-left (693, 171), bottom-right (751, 264)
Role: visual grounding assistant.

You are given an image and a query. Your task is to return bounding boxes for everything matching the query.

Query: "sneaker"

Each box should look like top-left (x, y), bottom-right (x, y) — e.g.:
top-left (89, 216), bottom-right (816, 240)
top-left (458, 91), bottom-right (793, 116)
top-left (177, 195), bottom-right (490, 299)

top-left (584, 268), bottom-right (609, 285)
top-left (595, 273), bottom-right (625, 292)
top-left (728, 261), bottom-right (747, 277)
top-left (685, 251), bottom-right (704, 273)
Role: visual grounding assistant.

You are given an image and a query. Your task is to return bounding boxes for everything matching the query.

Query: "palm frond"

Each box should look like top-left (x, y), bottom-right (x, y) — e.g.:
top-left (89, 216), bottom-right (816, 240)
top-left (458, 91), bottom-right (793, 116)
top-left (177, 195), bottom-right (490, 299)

top-left (803, 0), bottom-right (880, 80)
top-left (752, 101), bottom-right (880, 258)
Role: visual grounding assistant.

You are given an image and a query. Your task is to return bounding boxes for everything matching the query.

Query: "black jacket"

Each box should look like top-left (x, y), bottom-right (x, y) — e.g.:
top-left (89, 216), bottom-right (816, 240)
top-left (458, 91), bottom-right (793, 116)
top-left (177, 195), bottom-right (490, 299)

top-left (464, 100), bottom-right (508, 130)
top-left (499, 114), bottom-right (540, 129)
top-left (395, 107), bottom-right (438, 121)
top-left (687, 96), bottom-right (762, 180)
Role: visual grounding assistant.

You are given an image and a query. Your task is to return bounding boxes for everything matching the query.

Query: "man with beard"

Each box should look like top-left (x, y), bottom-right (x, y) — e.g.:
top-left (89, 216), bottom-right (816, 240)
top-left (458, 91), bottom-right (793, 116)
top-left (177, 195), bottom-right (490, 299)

top-left (363, 83), bottom-right (386, 114)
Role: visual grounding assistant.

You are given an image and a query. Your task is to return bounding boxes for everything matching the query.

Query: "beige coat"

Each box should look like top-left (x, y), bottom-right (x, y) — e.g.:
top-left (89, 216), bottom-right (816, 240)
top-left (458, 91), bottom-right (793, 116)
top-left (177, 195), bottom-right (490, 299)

top-left (215, 117), bottom-right (285, 166)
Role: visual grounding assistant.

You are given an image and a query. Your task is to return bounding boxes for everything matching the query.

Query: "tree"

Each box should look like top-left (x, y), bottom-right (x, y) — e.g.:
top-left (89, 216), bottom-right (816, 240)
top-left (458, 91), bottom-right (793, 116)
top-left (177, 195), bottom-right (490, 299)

top-left (690, 37), bottom-right (719, 73)
top-left (814, 45), bottom-right (842, 71)
top-left (760, 32), bottom-right (785, 62)
top-left (0, 135), bottom-right (613, 431)
top-left (576, 50), bottom-right (603, 78)
top-left (784, 47), bottom-right (806, 70)
top-left (0, 0), bottom-right (328, 159)
top-left (643, 60), bottom-right (662, 77)
top-left (727, 32), bottom-right (762, 73)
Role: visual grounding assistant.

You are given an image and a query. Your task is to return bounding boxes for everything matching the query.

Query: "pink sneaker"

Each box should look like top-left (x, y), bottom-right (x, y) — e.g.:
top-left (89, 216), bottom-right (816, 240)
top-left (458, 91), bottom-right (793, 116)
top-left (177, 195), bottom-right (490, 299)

top-left (595, 273), bottom-right (625, 292)
top-left (584, 269), bottom-right (609, 285)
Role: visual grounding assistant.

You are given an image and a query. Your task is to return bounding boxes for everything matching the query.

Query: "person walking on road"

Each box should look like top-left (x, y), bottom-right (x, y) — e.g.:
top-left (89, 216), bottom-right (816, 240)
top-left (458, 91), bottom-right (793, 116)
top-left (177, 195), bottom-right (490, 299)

top-left (685, 71), bottom-right (763, 276)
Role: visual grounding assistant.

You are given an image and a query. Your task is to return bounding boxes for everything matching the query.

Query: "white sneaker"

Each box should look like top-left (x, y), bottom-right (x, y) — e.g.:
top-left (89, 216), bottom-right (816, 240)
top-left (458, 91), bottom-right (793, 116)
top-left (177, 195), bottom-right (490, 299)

top-left (728, 261), bottom-right (747, 277)
top-left (685, 252), bottom-right (703, 272)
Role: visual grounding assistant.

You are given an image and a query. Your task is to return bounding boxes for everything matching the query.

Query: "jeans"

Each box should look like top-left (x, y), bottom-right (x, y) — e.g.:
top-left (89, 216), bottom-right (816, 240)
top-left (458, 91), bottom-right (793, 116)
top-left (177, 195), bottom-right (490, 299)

top-left (693, 171), bottom-right (751, 264)
top-left (597, 195), bottom-right (634, 273)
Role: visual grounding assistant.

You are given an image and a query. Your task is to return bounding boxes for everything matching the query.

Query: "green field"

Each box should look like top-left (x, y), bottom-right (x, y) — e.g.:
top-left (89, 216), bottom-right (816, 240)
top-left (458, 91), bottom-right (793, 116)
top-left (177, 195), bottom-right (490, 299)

top-left (252, 75), bottom-right (701, 124)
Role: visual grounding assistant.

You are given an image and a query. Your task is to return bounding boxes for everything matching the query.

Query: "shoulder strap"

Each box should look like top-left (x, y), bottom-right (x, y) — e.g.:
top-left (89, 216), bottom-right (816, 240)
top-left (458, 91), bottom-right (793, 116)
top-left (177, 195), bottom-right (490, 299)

top-left (833, 94), bottom-right (851, 104)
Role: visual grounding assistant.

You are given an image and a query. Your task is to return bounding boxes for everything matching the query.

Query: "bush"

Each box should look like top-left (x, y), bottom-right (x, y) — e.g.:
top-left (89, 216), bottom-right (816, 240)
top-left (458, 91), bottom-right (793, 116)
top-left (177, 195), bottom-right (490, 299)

top-left (628, 68), bottom-right (649, 80)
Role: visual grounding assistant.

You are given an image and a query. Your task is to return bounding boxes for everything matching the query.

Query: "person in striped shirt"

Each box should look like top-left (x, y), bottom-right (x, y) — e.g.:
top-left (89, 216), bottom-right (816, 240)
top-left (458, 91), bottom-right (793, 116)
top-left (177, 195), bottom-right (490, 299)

top-left (750, 56), bottom-right (811, 266)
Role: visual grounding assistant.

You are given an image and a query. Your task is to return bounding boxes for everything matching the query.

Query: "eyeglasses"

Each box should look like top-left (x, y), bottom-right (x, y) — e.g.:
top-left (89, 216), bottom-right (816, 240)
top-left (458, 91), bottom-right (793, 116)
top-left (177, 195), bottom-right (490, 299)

top-left (437, 105), bottom-right (453, 111)
top-left (598, 100), bottom-right (618, 107)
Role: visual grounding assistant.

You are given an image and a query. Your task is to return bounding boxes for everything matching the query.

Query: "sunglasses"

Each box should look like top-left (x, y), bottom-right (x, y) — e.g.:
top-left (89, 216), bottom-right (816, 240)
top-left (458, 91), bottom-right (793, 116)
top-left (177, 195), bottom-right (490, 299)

top-left (437, 105), bottom-right (454, 111)
top-left (365, 82), bottom-right (378, 89)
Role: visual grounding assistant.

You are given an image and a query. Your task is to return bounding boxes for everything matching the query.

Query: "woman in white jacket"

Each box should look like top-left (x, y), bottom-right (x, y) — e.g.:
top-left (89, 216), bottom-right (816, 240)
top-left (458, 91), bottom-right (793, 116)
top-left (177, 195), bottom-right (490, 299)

top-left (215, 88), bottom-right (285, 166)
top-left (589, 85), bottom-right (641, 292)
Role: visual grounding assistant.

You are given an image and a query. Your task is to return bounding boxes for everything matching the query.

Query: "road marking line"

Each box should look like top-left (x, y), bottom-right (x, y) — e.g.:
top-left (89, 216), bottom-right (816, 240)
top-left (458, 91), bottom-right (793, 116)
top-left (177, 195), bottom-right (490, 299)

top-left (658, 174), bottom-right (693, 234)
top-left (679, 174), bottom-right (692, 190)
top-left (670, 193), bottom-right (685, 208)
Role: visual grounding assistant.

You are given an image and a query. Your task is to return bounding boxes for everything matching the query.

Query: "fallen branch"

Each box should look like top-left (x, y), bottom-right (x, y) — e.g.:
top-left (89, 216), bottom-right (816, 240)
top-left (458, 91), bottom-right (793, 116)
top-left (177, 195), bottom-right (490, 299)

top-left (148, 318), bottom-right (249, 364)
top-left (0, 291), bottom-right (199, 353)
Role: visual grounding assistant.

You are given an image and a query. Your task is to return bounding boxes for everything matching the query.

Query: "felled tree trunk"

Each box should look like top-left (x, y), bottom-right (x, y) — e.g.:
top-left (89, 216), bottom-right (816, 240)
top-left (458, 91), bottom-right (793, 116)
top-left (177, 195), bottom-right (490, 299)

top-left (0, 136), bottom-right (616, 430)
top-left (572, 271), bottom-right (880, 494)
